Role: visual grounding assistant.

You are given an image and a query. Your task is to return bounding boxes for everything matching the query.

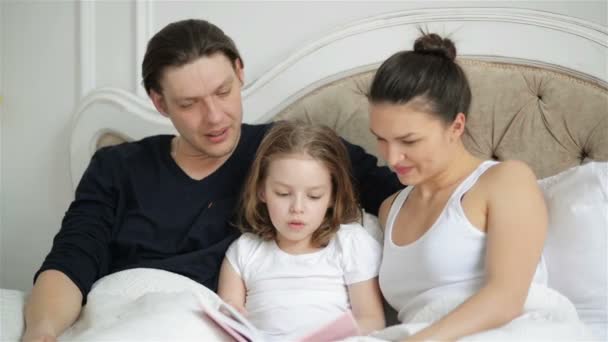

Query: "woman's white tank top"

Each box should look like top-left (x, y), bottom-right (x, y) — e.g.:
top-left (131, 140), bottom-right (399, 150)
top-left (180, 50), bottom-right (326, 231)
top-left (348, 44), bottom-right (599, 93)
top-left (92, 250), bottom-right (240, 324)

top-left (379, 160), bottom-right (547, 322)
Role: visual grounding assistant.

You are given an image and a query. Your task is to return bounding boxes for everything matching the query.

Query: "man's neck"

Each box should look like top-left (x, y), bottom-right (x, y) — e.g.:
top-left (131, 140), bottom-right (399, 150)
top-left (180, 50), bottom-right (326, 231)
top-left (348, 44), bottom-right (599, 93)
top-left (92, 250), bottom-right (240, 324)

top-left (170, 136), bottom-right (233, 181)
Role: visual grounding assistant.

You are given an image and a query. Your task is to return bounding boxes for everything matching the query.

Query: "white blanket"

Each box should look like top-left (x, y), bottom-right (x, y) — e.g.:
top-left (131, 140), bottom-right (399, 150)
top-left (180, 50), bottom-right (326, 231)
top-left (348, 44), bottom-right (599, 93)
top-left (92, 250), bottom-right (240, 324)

top-left (59, 268), bottom-right (230, 341)
top-left (346, 284), bottom-right (595, 341)
top-left (6, 270), bottom-right (594, 341)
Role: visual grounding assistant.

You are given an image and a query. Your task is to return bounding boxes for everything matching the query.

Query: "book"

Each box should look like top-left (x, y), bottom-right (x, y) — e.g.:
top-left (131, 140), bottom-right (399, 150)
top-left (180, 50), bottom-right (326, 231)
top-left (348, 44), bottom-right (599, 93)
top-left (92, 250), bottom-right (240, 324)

top-left (200, 299), bottom-right (360, 342)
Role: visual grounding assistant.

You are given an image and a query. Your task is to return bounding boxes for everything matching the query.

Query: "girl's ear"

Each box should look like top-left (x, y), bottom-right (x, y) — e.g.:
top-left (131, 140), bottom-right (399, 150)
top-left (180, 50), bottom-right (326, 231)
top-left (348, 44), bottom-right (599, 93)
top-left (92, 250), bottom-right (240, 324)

top-left (258, 188), bottom-right (266, 203)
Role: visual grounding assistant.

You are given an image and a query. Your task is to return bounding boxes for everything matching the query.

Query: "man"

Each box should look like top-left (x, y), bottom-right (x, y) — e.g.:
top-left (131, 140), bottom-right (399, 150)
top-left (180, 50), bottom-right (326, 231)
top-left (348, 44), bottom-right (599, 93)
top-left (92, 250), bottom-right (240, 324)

top-left (22, 19), bottom-right (400, 341)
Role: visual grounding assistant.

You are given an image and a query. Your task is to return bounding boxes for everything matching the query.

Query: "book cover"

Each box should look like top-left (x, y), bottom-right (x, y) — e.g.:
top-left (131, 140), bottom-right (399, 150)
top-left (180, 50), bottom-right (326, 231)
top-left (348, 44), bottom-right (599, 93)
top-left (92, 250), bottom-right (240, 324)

top-left (200, 299), bottom-right (360, 342)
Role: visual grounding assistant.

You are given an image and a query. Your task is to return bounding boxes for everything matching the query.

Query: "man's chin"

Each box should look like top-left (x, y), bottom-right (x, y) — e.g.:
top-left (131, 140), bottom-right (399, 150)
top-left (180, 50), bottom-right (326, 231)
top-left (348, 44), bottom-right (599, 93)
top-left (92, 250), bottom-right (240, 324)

top-left (198, 142), bottom-right (238, 159)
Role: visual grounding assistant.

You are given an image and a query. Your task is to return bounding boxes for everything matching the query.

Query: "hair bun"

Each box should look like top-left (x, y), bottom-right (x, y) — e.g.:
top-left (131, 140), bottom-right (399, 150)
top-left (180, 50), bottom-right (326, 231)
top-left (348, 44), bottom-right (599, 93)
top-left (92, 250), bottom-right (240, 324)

top-left (413, 33), bottom-right (457, 61)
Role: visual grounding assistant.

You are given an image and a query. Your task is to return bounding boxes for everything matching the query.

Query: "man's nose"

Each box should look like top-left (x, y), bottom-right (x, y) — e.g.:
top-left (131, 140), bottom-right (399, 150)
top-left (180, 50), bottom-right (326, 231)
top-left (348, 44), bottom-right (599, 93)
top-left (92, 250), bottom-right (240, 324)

top-left (203, 98), bottom-right (223, 124)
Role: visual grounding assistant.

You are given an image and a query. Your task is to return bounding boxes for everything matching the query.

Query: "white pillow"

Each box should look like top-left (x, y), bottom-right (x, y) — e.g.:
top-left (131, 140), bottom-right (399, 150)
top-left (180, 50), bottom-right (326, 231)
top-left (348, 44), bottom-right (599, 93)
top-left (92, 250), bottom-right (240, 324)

top-left (538, 161), bottom-right (608, 341)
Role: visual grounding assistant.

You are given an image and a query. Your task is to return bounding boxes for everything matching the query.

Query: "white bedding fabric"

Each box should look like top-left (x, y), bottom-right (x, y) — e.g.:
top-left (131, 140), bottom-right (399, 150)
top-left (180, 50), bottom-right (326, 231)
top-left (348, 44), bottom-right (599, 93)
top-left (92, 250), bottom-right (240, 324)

top-left (2, 269), bottom-right (595, 341)
top-left (59, 268), bottom-right (230, 341)
top-left (346, 284), bottom-right (594, 341)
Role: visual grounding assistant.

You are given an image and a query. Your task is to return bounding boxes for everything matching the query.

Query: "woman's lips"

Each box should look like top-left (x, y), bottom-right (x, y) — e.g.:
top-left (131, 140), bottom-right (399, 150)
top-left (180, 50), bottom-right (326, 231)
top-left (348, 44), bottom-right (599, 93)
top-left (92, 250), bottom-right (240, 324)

top-left (394, 166), bottom-right (413, 175)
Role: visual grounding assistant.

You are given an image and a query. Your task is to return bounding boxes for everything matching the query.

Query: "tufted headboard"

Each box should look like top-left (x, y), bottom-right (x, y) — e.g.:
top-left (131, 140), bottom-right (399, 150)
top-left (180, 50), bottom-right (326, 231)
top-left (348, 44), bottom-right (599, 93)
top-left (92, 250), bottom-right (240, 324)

top-left (274, 59), bottom-right (608, 179)
top-left (70, 8), bottom-right (608, 188)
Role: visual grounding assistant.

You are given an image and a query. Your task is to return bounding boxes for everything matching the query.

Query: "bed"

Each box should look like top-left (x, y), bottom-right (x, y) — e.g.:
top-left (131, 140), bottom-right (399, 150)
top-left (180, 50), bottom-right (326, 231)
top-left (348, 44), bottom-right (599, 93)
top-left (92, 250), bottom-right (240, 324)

top-left (2, 8), bottom-right (606, 341)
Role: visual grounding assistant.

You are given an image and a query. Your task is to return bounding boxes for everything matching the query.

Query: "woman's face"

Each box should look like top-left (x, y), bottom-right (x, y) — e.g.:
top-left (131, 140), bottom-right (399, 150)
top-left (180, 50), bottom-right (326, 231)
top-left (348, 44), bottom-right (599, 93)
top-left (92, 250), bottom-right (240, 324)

top-left (369, 102), bottom-right (462, 186)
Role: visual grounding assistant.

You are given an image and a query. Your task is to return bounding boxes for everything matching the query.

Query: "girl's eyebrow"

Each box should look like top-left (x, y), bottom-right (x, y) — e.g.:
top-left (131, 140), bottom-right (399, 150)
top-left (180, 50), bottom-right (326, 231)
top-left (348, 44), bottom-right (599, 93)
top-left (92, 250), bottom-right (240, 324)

top-left (270, 180), bottom-right (327, 190)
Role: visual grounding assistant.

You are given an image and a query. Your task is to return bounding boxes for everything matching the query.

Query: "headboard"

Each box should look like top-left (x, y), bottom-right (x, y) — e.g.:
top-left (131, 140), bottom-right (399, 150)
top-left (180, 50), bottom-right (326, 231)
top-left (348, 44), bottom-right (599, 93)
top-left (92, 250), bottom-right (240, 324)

top-left (70, 8), bottom-right (608, 188)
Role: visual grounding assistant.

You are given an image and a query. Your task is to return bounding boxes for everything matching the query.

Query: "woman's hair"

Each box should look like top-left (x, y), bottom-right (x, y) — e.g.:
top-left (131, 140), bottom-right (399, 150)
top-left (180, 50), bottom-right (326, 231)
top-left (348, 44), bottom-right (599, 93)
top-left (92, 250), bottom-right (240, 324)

top-left (368, 31), bottom-right (472, 123)
top-left (239, 121), bottom-right (361, 247)
top-left (142, 19), bottom-right (243, 96)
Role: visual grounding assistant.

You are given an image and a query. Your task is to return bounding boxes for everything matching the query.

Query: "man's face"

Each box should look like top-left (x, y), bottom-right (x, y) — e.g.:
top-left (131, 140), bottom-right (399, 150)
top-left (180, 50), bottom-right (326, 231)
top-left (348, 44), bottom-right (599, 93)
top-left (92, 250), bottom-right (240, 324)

top-left (151, 53), bottom-right (244, 160)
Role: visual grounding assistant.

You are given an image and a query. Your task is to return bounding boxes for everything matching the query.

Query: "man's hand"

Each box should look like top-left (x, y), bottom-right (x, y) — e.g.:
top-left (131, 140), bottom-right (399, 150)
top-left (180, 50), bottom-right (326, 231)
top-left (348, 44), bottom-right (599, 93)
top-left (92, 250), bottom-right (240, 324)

top-left (21, 330), bottom-right (57, 342)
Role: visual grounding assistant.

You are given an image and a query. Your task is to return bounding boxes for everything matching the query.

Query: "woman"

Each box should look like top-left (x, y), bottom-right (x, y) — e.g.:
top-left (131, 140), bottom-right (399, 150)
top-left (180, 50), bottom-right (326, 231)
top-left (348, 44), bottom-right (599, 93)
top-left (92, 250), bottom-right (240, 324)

top-left (369, 32), bottom-right (549, 341)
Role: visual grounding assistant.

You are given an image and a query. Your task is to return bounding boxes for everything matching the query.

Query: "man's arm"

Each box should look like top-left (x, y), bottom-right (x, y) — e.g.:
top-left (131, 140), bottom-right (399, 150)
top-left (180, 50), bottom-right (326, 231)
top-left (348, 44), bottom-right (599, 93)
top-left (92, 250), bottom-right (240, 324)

top-left (22, 270), bottom-right (82, 342)
top-left (342, 139), bottom-right (402, 215)
top-left (23, 148), bottom-right (119, 340)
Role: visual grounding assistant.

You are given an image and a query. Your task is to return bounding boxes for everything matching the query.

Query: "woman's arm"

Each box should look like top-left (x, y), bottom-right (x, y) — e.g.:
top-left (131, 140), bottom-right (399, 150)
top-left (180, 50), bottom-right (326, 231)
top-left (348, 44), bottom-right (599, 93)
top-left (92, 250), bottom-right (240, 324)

top-left (348, 277), bottom-right (386, 334)
top-left (406, 160), bottom-right (547, 341)
top-left (217, 258), bottom-right (248, 315)
top-left (22, 270), bottom-right (83, 342)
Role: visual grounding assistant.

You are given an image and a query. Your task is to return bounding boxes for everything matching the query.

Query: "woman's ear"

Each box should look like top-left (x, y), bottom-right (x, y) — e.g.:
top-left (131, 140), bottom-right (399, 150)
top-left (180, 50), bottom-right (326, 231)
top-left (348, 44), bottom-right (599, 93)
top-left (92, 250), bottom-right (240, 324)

top-left (451, 112), bottom-right (466, 138)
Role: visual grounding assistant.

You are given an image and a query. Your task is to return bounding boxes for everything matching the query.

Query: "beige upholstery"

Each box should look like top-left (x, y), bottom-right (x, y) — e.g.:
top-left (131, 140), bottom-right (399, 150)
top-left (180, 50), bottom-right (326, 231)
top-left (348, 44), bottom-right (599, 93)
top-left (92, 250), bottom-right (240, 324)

top-left (98, 59), bottom-right (608, 179)
top-left (275, 59), bottom-right (608, 178)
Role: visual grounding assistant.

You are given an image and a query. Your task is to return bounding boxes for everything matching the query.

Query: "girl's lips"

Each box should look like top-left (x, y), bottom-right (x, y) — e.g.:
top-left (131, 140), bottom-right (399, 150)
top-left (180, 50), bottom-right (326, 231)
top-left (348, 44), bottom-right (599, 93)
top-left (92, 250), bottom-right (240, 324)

top-left (288, 221), bottom-right (305, 230)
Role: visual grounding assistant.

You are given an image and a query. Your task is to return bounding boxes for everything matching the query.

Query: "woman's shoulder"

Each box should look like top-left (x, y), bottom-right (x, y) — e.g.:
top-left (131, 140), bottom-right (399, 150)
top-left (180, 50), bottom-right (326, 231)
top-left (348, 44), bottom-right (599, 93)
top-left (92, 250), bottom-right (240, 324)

top-left (476, 160), bottom-right (540, 203)
top-left (378, 190), bottom-right (403, 229)
top-left (481, 160), bottom-right (537, 188)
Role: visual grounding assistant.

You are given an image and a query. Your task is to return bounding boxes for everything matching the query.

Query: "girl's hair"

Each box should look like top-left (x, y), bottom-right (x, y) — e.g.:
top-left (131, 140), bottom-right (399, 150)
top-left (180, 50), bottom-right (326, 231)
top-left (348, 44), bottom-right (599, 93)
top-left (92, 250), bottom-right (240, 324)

top-left (239, 121), bottom-right (361, 247)
top-left (368, 31), bottom-right (472, 123)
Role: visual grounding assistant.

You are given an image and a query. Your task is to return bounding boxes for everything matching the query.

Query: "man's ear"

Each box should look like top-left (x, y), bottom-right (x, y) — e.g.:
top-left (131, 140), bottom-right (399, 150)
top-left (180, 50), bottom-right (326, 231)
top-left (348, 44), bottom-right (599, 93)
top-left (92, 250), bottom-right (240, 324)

top-left (150, 89), bottom-right (169, 117)
top-left (235, 58), bottom-right (245, 85)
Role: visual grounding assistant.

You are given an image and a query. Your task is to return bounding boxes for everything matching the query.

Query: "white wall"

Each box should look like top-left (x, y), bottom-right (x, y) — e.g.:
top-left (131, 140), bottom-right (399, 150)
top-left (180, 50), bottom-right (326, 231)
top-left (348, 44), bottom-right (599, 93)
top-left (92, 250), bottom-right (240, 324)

top-left (1, 1), bottom-right (606, 292)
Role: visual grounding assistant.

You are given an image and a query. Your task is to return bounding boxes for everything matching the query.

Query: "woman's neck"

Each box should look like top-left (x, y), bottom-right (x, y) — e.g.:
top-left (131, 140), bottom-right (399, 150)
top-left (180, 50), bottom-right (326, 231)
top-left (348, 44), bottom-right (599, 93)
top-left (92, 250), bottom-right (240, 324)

top-left (416, 145), bottom-right (482, 199)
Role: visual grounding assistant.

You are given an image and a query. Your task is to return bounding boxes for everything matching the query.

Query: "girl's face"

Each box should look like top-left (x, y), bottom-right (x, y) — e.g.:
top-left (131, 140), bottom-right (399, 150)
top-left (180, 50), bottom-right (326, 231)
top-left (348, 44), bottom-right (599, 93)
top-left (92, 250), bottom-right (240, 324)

top-left (369, 102), bottom-right (462, 186)
top-left (261, 152), bottom-right (333, 253)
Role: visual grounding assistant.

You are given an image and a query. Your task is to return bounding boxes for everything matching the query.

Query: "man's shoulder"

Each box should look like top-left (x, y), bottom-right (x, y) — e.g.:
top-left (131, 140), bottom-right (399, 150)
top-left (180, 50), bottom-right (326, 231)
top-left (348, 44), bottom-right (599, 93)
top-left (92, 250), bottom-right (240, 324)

top-left (241, 123), bottom-right (272, 139)
top-left (95, 134), bottom-right (172, 160)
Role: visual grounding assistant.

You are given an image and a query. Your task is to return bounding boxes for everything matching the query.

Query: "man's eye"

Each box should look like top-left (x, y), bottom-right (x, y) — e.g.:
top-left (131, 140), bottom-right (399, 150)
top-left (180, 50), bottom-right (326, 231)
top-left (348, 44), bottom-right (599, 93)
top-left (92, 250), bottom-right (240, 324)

top-left (401, 140), bottom-right (418, 145)
top-left (217, 89), bottom-right (230, 97)
top-left (179, 103), bottom-right (193, 109)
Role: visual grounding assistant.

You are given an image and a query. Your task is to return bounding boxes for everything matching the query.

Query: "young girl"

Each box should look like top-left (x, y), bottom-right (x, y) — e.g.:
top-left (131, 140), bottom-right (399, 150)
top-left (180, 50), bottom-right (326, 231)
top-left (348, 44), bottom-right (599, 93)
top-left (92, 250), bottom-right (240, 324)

top-left (218, 121), bottom-right (385, 340)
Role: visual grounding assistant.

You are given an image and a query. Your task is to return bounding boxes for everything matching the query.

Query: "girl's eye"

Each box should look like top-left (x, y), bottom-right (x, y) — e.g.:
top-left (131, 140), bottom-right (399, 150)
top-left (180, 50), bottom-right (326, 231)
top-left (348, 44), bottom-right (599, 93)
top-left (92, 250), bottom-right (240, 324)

top-left (308, 195), bottom-right (322, 200)
top-left (275, 192), bottom-right (290, 197)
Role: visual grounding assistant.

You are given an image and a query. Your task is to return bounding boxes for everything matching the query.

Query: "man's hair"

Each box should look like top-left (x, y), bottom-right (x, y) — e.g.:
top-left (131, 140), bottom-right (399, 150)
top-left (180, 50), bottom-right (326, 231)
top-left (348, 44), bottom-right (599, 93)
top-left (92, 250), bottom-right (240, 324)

top-left (141, 19), bottom-right (243, 95)
top-left (239, 121), bottom-right (361, 247)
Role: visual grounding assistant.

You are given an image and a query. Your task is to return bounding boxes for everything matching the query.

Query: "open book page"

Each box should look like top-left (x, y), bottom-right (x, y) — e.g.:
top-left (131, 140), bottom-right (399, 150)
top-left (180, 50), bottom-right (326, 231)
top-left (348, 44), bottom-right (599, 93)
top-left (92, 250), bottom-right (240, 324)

top-left (200, 297), bottom-right (361, 342)
top-left (200, 299), bottom-right (265, 342)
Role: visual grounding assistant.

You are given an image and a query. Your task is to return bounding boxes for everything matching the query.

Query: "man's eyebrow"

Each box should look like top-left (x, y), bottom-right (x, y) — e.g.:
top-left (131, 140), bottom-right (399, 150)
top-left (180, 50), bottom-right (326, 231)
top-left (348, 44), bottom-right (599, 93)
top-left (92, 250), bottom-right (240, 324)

top-left (174, 76), bottom-right (234, 101)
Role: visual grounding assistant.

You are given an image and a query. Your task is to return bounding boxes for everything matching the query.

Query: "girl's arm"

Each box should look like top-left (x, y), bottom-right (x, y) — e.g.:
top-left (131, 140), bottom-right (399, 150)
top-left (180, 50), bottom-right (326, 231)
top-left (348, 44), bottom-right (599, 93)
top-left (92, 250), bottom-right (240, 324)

top-left (217, 258), bottom-right (247, 315)
top-left (406, 160), bottom-right (547, 341)
top-left (348, 277), bottom-right (386, 335)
